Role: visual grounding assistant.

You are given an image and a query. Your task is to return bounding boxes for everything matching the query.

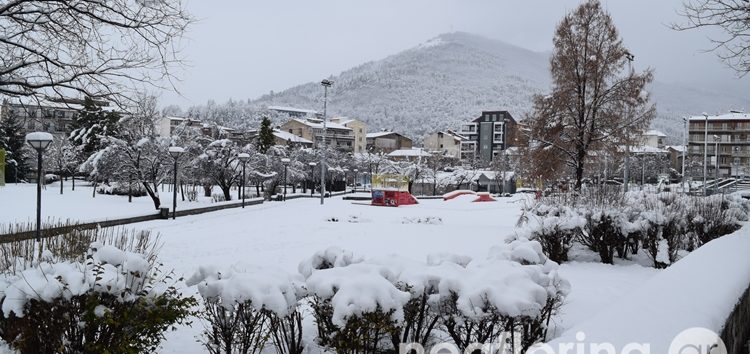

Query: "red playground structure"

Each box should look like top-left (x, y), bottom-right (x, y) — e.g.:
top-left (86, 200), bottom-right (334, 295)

top-left (371, 174), bottom-right (418, 207)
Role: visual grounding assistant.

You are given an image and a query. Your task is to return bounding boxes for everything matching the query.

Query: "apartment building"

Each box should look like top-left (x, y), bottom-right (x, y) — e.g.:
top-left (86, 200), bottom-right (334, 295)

top-left (1, 98), bottom-right (113, 140)
top-left (423, 130), bottom-right (467, 159)
top-left (688, 111), bottom-right (750, 177)
top-left (329, 117), bottom-right (367, 153)
top-left (280, 117), bottom-right (355, 152)
top-left (366, 131), bottom-right (413, 153)
top-left (458, 110), bottom-right (517, 163)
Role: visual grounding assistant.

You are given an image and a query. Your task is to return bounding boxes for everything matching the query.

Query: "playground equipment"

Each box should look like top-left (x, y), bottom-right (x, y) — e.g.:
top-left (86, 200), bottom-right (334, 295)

top-left (473, 192), bottom-right (496, 202)
top-left (442, 190), bottom-right (476, 201)
top-left (371, 174), bottom-right (418, 207)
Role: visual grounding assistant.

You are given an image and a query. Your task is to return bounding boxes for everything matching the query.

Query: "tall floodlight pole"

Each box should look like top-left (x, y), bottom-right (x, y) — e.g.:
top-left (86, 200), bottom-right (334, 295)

top-left (714, 134), bottom-right (721, 193)
top-left (281, 158), bottom-right (290, 201)
top-left (682, 117), bottom-right (688, 193)
top-left (238, 153), bottom-right (250, 208)
top-left (320, 79), bottom-right (333, 205)
top-left (168, 147), bottom-right (185, 219)
top-left (703, 112), bottom-right (709, 196)
top-left (26, 132), bottom-right (53, 242)
top-left (623, 52), bottom-right (634, 193)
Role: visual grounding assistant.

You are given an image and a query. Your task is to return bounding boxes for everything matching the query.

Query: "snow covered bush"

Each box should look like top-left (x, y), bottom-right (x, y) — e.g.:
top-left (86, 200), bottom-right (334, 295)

top-left (96, 181), bottom-right (148, 197)
top-left (0, 240), bottom-right (194, 354)
top-left (186, 265), bottom-right (304, 354)
top-left (518, 202), bottom-right (585, 263)
top-left (687, 194), bottom-right (746, 245)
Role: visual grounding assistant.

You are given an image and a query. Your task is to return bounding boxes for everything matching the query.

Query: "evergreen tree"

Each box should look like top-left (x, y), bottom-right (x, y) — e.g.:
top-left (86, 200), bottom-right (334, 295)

top-left (69, 97), bottom-right (121, 155)
top-left (0, 111), bottom-right (29, 183)
top-left (256, 116), bottom-right (275, 154)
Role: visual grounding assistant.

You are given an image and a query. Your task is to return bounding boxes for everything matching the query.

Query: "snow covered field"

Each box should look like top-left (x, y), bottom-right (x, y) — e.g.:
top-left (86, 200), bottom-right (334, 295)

top-left (0, 182), bottom-right (267, 225)
top-left (96, 194), bottom-right (660, 353)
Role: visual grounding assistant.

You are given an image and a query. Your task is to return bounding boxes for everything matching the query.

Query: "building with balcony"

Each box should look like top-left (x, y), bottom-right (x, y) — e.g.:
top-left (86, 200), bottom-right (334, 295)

top-left (329, 117), bottom-right (367, 153)
top-left (1, 98), bottom-right (114, 140)
top-left (280, 118), bottom-right (355, 152)
top-left (458, 110), bottom-right (517, 163)
top-left (688, 111), bottom-right (750, 178)
top-left (423, 130), bottom-right (467, 159)
top-left (366, 131), bottom-right (413, 153)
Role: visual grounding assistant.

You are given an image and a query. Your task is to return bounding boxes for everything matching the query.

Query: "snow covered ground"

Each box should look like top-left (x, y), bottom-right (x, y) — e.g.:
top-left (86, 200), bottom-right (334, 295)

top-left (92, 193), bottom-right (660, 353)
top-left (0, 182), bottom-right (274, 225)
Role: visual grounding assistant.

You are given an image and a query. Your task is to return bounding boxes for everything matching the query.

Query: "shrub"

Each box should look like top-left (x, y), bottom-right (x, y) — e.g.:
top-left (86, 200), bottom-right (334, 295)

top-left (0, 237), bottom-right (194, 354)
top-left (212, 193), bottom-right (227, 203)
top-left (96, 181), bottom-right (148, 197)
top-left (518, 203), bottom-right (584, 263)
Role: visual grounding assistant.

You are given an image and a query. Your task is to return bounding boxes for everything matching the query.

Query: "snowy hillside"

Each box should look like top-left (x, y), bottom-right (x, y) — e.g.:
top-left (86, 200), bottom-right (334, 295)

top-left (184, 32), bottom-right (750, 144)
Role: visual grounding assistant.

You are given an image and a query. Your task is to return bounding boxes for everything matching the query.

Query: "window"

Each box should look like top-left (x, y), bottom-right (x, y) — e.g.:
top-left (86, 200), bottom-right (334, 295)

top-left (359, 128), bottom-right (363, 133)
top-left (288, 129), bottom-right (293, 133)
top-left (439, 144), bottom-right (443, 148)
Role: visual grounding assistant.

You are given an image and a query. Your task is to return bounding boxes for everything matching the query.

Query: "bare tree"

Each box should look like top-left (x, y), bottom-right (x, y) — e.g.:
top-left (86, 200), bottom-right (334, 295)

top-left (0, 0), bottom-right (193, 104)
top-left (526, 0), bottom-right (655, 190)
top-left (673, 0), bottom-right (750, 75)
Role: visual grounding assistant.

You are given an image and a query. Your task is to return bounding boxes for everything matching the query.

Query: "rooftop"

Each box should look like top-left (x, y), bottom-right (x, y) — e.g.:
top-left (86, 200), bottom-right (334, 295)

top-left (273, 129), bottom-right (313, 144)
top-left (268, 105), bottom-right (317, 115)
top-left (292, 118), bottom-right (351, 131)
top-left (643, 129), bottom-right (667, 137)
top-left (387, 148), bottom-right (431, 158)
top-left (688, 111), bottom-right (750, 121)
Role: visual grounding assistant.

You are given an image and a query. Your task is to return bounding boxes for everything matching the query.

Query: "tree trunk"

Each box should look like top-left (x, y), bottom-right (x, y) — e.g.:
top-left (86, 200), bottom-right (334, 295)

top-left (221, 185), bottom-right (231, 201)
top-left (203, 184), bottom-right (212, 197)
top-left (574, 153), bottom-right (586, 191)
top-left (72, 174), bottom-right (75, 191)
top-left (142, 182), bottom-right (161, 209)
top-left (59, 174), bottom-right (64, 194)
top-left (255, 183), bottom-right (260, 197)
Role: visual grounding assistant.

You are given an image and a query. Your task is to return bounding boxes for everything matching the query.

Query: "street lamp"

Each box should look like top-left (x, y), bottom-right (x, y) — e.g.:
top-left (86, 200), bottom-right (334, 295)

top-left (26, 132), bottom-right (53, 242)
top-left (281, 158), bottom-right (290, 201)
top-left (168, 146), bottom-right (185, 219)
top-left (309, 162), bottom-right (317, 197)
top-left (238, 153), bottom-right (250, 207)
top-left (714, 134), bottom-right (721, 192)
top-left (343, 168), bottom-right (349, 192)
top-left (682, 117), bottom-right (688, 193)
top-left (320, 79), bottom-right (333, 205)
top-left (703, 112), bottom-right (709, 196)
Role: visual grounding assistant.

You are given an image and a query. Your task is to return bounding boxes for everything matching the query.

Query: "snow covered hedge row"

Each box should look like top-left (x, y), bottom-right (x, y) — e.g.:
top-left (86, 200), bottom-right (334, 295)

top-left (187, 240), bottom-right (570, 354)
top-left (0, 235), bottom-right (194, 354)
top-left (519, 187), bottom-right (749, 266)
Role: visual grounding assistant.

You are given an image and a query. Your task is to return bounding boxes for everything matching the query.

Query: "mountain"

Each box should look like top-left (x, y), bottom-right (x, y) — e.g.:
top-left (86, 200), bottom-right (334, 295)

top-left (184, 32), bottom-right (750, 144)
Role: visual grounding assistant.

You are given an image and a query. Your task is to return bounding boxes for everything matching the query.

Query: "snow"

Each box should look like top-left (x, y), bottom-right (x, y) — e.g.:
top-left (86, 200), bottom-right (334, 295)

top-left (24, 132), bottom-right (54, 142)
top-left (272, 129), bottom-right (313, 144)
top-left (546, 227), bottom-right (750, 352)
top-left (387, 148), bottom-right (431, 158)
top-left (168, 146), bottom-right (185, 154)
top-left (689, 111), bottom-right (750, 121)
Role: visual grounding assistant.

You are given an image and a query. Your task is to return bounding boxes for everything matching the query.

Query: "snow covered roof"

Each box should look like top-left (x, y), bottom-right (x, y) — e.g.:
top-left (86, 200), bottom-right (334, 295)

top-left (367, 131), bottom-right (410, 140)
top-left (7, 98), bottom-right (118, 112)
top-left (667, 145), bottom-right (686, 152)
top-left (292, 118), bottom-right (352, 131)
top-left (642, 129), bottom-right (667, 137)
top-left (630, 146), bottom-right (668, 154)
top-left (473, 170), bottom-right (515, 182)
top-left (387, 148), bottom-right (431, 158)
top-left (273, 129), bottom-right (313, 144)
top-left (330, 117), bottom-right (356, 125)
top-left (688, 111), bottom-right (750, 121)
top-left (268, 105), bottom-right (317, 115)
top-left (439, 130), bottom-right (468, 141)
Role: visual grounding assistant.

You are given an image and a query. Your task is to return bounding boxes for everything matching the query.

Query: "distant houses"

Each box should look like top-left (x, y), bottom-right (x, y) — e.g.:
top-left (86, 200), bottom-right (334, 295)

top-left (423, 130), bottom-right (467, 159)
top-left (366, 131), bottom-right (413, 153)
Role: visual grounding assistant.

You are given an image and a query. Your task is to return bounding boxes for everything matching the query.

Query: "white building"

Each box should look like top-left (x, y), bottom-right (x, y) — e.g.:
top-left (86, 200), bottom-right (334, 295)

top-left (423, 130), bottom-right (467, 159)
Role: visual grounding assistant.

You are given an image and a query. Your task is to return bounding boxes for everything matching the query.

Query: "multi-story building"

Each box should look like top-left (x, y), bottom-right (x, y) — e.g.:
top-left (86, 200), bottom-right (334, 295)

top-left (640, 129), bottom-right (667, 149)
top-left (1, 98), bottom-right (113, 140)
top-left (329, 117), bottom-right (367, 153)
top-left (268, 106), bottom-right (317, 118)
top-left (366, 131), bottom-right (413, 153)
top-left (423, 130), bottom-right (467, 159)
top-left (156, 116), bottom-right (254, 145)
top-left (280, 117), bottom-right (355, 152)
top-left (688, 111), bottom-right (750, 178)
top-left (459, 110), bottom-right (517, 163)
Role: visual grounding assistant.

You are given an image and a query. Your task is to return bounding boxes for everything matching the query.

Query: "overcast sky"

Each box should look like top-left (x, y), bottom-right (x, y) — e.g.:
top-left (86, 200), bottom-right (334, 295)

top-left (161, 0), bottom-right (748, 107)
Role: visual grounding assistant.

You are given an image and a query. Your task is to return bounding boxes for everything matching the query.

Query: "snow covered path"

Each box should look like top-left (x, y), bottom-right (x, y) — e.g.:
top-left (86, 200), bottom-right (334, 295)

top-left (119, 195), bottom-right (657, 353)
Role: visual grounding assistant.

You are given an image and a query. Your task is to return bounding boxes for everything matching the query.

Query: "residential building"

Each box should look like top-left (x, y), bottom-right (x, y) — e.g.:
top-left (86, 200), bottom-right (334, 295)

top-left (688, 111), bottom-right (750, 178)
top-left (329, 117), bottom-right (367, 153)
top-left (1, 98), bottom-right (113, 140)
top-left (273, 129), bottom-right (313, 148)
top-left (268, 106), bottom-right (317, 118)
top-left (458, 110), bottom-right (517, 163)
top-left (280, 117), bottom-right (355, 152)
top-left (386, 148), bottom-right (431, 162)
top-left (366, 131), bottom-right (413, 153)
top-left (156, 116), bottom-right (254, 145)
top-left (640, 129), bottom-right (667, 149)
top-left (423, 130), bottom-right (467, 159)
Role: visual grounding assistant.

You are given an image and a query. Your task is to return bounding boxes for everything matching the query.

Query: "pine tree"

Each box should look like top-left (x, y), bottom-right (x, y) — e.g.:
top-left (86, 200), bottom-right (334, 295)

top-left (69, 97), bottom-right (121, 155)
top-left (0, 111), bottom-right (29, 183)
top-left (256, 116), bottom-right (275, 154)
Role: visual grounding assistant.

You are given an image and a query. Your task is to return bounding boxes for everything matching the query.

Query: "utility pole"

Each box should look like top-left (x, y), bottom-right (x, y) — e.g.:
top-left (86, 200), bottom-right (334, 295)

top-left (682, 117), bottom-right (688, 193)
top-left (703, 112), bottom-right (709, 196)
top-left (623, 52), bottom-right (634, 193)
top-left (320, 79), bottom-right (332, 205)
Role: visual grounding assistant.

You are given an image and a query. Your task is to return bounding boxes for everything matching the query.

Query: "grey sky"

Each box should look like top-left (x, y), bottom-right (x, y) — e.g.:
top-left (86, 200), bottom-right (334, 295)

top-left (161, 0), bottom-right (748, 107)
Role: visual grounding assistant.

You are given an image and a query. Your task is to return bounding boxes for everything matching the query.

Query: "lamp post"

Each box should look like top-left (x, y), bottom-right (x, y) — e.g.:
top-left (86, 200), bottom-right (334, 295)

top-left (309, 162), bottom-right (317, 197)
top-left (320, 79), bottom-right (333, 205)
top-left (353, 168), bottom-right (358, 192)
top-left (281, 158), bottom-right (290, 201)
top-left (168, 147), bottom-right (184, 219)
top-left (714, 134), bottom-right (721, 193)
top-left (26, 132), bottom-right (53, 242)
top-left (703, 112), bottom-right (709, 196)
top-left (343, 168), bottom-right (349, 192)
top-left (682, 117), bottom-right (688, 193)
top-left (238, 153), bottom-right (250, 207)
